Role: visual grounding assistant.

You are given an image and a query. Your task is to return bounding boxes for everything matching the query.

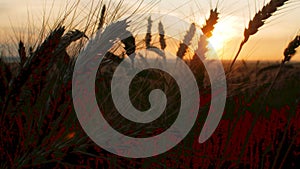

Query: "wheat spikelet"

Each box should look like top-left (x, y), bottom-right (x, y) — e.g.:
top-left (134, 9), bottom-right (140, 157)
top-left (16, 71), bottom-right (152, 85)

top-left (98, 5), bottom-right (106, 30)
top-left (145, 16), bottom-right (152, 48)
top-left (176, 23), bottom-right (196, 59)
top-left (230, 0), bottom-right (290, 71)
top-left (283, 35), bottom-right (300, 63)
top-left (201, 9), bottom-right (219, 38)
top-left (192, 8), bottom-right (219, 65)
top-left (158, 21), bottom-right (166, 50)
top-left (245, 0), bottom-right (289, 42)
top-left (259, 35), bottom-right (300, 79)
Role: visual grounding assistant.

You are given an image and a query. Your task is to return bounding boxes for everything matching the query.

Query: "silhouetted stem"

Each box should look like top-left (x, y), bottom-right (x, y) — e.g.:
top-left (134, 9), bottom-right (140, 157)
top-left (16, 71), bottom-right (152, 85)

top-left (229, 40), bottom-right (246, 71)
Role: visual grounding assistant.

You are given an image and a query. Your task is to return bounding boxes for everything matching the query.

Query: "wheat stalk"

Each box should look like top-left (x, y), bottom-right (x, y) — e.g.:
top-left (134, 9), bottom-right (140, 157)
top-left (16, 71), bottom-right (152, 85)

top-left (230, 0), bottom-right (290, 71)
top-left (191, 8), bottom-right (219, 64)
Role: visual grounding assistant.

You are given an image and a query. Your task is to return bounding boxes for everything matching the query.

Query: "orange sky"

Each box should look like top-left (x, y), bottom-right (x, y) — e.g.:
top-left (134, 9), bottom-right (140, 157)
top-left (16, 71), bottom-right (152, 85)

top-left (1, 0), bottom-right (300, 61)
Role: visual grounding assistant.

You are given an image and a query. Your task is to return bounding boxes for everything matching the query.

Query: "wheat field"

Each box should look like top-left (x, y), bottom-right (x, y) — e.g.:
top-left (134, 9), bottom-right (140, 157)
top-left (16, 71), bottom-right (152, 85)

top-left (0, 0), bottom-right (300, 168)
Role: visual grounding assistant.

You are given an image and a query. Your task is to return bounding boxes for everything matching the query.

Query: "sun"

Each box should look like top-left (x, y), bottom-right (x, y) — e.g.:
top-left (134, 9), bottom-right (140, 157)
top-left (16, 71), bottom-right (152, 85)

top-left (206, 17), bottom-right (240, 54)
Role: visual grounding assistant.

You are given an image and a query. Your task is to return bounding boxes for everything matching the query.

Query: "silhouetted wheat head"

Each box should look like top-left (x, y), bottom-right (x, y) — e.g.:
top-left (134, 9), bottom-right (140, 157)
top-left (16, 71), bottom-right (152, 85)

top-left (230, 0), bottom-right (290, 71)
top-left (145, 16), bottom-right (153, 49)
top-left (98, 5), bottom-right (106, 30)
top-left (188, 8), bottom-right (219, 89)
top-left (158, 21), bottom-right (166, 51)
top-left (283, 35), bottom-right (300, 63)
top-left (176, 23), bottom-right (196, 60)
top-left (18, 41), bottom-right (26, 66)
top-left (201, 8), bottom-right (219, 38)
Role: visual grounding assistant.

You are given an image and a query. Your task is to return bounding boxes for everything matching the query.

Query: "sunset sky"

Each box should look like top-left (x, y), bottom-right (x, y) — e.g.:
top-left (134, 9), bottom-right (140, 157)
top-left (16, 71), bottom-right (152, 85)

top-left (1, 0), bottom-right (300, 61)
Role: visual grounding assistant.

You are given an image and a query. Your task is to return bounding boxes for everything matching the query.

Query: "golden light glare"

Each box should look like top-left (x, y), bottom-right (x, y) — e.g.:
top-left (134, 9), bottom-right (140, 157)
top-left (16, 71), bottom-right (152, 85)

top-left (207, 17), bottom-right (240, 53)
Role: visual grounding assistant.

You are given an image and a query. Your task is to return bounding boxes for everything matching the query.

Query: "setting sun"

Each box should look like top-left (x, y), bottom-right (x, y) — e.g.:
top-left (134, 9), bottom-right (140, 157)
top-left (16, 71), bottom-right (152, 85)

top-left (207, 16), bottom-right (241, 54)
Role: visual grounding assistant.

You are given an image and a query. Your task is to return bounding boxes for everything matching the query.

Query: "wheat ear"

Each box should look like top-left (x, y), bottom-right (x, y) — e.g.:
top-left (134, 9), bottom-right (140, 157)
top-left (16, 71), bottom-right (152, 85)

top-left (230, 0), bottom-right (290, 71)
top-left (283, 35), bottom-right (300, 63)
top-left (145, 16), bottom-right (152, 48)
top-left (18, 41), bottom-right (26, 66)
top-left (158, 21), bottom-right (166, 50)
top-left (121, 30), bottom-right (136, 66)
top-left (98, 5), bottom-right (106, 30)
top-left (176, 23), bottom-right (196, 59)
top-left (201, 8), bottom-right (219, 38)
